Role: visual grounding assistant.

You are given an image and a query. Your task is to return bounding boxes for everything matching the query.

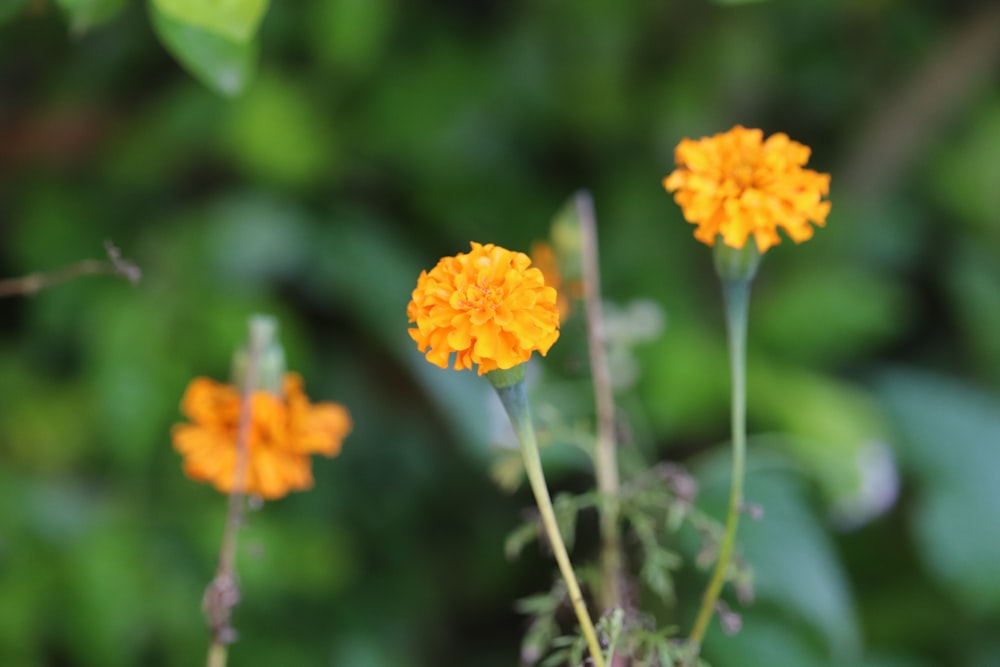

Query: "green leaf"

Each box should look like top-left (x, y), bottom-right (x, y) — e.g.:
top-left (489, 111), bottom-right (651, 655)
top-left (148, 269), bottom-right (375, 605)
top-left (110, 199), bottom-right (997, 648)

top-left (504, 521), bottom-right (540, 560)
top-left (878, 369), bottom-right (1000, 613)
top-left (57, 0), bottom-right (125, 33)
top-left (697, 454), bottom-right (862, 663)
top-left (151, 4), bottom-right (257, 96)
top-left (750, 366), bottom-right (894, 526)
top-left (753, 264), bottom-right (911, 367)
top-left (553, 492), bottom-right (578, 552)
top-left (219, 73), bottom-right (336, 187)
top-left (153, 0), bottom-right (269, 42)
top-left (308, 0), bottom-right (393, 74)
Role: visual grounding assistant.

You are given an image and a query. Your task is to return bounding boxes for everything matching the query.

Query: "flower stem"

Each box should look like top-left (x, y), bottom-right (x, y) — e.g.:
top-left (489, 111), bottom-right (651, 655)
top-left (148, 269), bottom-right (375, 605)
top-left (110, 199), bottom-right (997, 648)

top-left (203, 316), bottom-right (273, 667)
top-left (493, 377), bottom-right (607, 667)
top-left (576, 190), bottom-right (623, 613)
top-left (688, 277), bottom-right (751, 648)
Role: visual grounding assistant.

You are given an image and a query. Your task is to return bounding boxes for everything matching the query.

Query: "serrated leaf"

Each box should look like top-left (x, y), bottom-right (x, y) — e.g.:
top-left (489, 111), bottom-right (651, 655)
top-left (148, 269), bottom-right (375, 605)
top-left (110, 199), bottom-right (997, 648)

top-left (153, 0), bottom-right (269, 42)
top-left (505, 521), bottom-right (540, 560)
top-left (640, 547), bottom-right (681, 604)
top-left (151, 5), bottom-right (257, 96)
top-left (57, 0), bottom-right (125, 33)
top-left (553, 493), bottom-right (578, 552)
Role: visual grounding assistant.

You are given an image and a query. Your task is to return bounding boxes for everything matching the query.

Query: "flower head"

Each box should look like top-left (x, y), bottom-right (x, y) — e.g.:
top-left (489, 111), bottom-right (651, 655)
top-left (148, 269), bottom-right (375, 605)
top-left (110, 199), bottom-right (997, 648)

top-left (172, 373), bottom-right (351, 499)
top-left (407, 241), bottom-right (560, 375)
top-left (663, 125), bottom-right (831, 253)
top-left (530, 241), bottom-right (581, 323)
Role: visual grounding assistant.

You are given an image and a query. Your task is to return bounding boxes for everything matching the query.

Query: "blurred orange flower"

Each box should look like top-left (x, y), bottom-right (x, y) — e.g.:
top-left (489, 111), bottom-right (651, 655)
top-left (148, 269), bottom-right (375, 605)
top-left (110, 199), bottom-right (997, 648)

top-left (172, 373), bottom-right (351, 500)
top-left (663, 125), bottom-right (831, 253)
top-left (407, 241), bottom-right (560, 375)
top-left (530, 241), bottom-right (580, 322)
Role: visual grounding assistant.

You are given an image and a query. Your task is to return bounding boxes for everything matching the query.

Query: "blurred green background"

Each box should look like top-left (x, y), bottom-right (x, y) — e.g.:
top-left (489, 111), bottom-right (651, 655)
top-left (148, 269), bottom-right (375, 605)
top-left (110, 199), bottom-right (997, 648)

top-left (2, 0), bottom-right (1000, 666)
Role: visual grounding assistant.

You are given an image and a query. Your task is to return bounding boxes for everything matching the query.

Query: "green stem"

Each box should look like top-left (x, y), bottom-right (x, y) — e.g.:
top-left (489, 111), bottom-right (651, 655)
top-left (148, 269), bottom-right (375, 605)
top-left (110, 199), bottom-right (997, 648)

top-left (688, 277), bottom-right (750, 648)
top-left (207, 643), bottom-right (227, 667)
top-left (494, 378), bottom-right (607, 667)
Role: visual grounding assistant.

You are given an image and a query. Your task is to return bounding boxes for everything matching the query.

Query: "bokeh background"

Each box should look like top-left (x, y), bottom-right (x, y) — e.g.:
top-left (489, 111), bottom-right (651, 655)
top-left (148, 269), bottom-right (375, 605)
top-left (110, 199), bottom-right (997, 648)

top-left (2, 1), bottom-right (1000, 666)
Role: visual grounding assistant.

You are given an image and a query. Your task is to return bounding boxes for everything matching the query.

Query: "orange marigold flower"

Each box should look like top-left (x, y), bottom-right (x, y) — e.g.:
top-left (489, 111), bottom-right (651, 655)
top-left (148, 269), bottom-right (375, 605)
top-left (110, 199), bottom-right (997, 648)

top-left (407, 241), bottom-right (560, 375)
top-left (663, 125), bottom-right (831, 253)
top-left (171, 373), bottom-right (351, 500)
top-left (530, 241), bottom-right (580, 323)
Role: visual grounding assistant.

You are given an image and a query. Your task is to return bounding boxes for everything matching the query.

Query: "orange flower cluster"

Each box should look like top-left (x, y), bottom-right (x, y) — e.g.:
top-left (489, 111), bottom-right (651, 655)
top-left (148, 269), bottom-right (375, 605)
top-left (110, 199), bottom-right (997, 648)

top-left (407, 241), bottom-right (560, 375)
top-left (172, 373), bottom-right (351, 500)
top-left (663, 125), bottom-right (831, 253)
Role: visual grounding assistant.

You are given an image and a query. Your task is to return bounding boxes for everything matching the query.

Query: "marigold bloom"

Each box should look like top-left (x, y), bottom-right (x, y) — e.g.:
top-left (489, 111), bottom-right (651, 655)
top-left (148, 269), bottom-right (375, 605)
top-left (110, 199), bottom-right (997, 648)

top-left (663, 125), bottom-right (831, 253)
top-left (172, 373), bottom-right (351, 500)
top-left (530, 241), bottom-right (580, 323)
top-left (407, 241), bottom-right (560, 375)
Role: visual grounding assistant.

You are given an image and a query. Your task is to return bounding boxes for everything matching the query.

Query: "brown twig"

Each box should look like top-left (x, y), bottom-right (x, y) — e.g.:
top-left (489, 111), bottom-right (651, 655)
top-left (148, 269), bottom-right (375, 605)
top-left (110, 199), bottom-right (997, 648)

top-left (575, 190), bottom-right (624, 615)
top-left (203, 318), bottom-right (270, 667)
top-left (0, 240), bottom-right (140, 297)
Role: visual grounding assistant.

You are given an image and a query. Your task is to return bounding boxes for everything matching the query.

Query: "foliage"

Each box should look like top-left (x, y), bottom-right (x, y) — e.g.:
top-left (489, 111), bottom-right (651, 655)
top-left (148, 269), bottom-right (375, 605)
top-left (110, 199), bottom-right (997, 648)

top-left (2, 1), bottom-right (1000, 666)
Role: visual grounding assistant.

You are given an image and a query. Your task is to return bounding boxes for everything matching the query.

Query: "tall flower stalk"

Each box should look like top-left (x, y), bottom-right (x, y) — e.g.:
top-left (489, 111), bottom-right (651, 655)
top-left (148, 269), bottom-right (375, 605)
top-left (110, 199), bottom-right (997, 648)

top-left (688, 244), bottom-right (756, 646)
top-left (663, 125), bottom-right (830, 650)
top-left (490, 367), bottom-right (606, 667)
top-left (576, 191), bottom-right (624, 613)
top-left (172, 316), bottom-right (352, 667)
top-left (408, 242), bottom-right (606, 667)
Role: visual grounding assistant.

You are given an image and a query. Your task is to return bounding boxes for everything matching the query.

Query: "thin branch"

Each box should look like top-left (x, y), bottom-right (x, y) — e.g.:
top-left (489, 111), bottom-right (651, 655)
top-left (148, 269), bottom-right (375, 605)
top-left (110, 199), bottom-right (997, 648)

top-left (204, 318), bottom-right (269, 667)
top-left (0, 240), bottom-right (140, 297)
top-left (575, 190), bottom-right (624, 614)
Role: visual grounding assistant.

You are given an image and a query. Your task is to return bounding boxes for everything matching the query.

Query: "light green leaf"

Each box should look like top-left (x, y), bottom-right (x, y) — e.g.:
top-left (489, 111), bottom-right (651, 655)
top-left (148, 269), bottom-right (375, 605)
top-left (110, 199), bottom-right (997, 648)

top-left (220, 73), bottom-right (336, 187)
top-left (151, 4), bottom-right (257, 96)
top-left (878, 369), bottom-right (1000, 613)
top-left (153, 0), bottom-right (269, 42)
top-left (750, 366), bottom-right (894, 526)
top-left (753, 264), bottom-right (911, 366)
top-left (697, 454), bottom-right (862, 663)
top-left (57, 0), bottom-right (125, 33)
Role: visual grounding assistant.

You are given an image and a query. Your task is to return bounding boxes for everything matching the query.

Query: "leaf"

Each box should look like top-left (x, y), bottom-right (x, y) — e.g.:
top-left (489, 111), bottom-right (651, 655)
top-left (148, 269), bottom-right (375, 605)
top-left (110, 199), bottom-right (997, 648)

top-left (753, 264), bottom-right (911, 366)
top-left (553, 493), bottom-right (578, 552)
top-left (639, 547), bottom-right (681, 604)
top-left (505, 521), bottom-right (540, 560)
top-left (696, 453), bottom-right (862, 663)
top-left (151, 4), bottom-right (257, 96)
top-left (308, 0), bottom-right (393, 74)
top-left (878, 369), bottom-right (1000, 613)
top-left (220, 72), bottom-right (336, 187)
top-left (153, 0), bottom-right (269, 42)
top-left (57, 0), bottom-right (125, 33)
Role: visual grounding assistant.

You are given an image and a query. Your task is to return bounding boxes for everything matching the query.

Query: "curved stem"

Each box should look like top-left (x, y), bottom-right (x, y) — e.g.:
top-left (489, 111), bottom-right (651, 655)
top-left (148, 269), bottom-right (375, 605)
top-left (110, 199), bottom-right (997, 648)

top-left (688, 278), bottom-right (750, 648)
top-left (494, 379), bottom-right (607, 667)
